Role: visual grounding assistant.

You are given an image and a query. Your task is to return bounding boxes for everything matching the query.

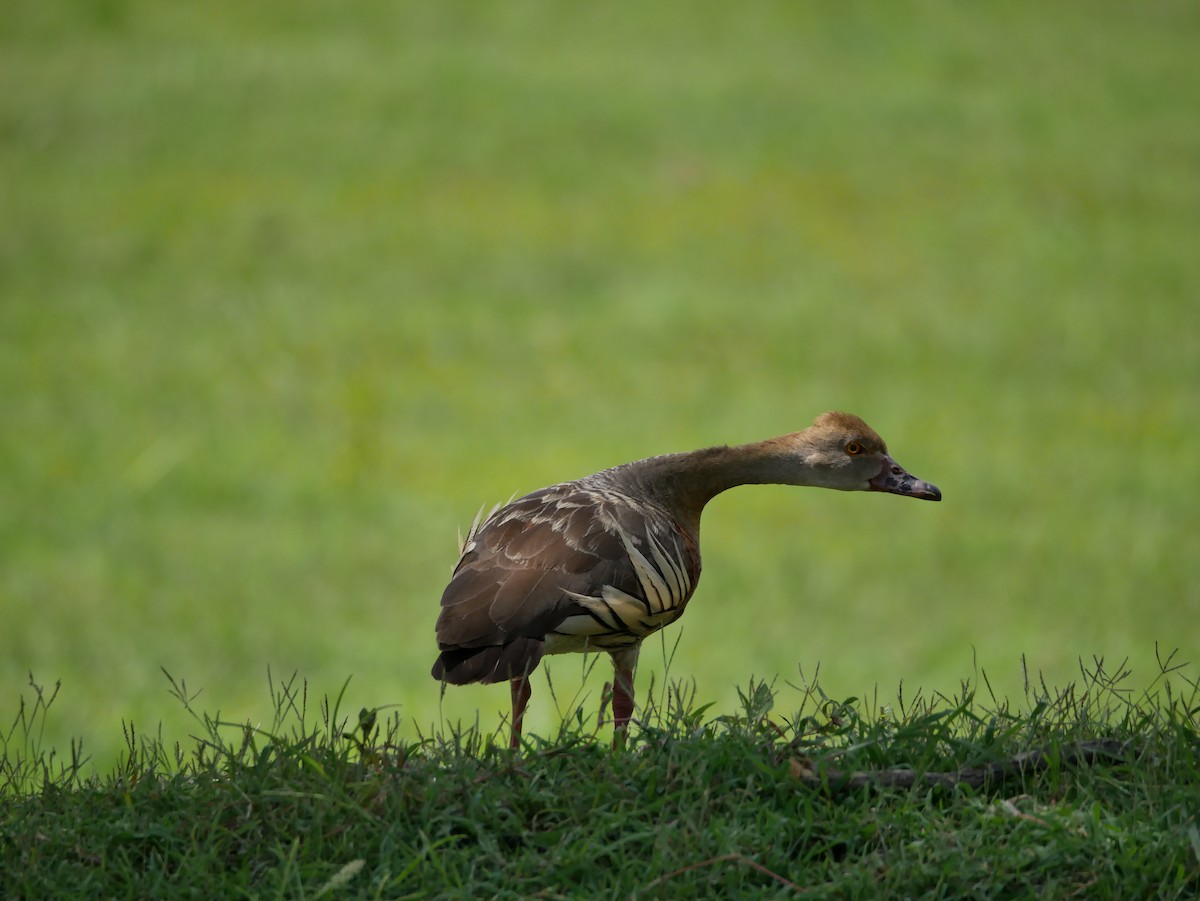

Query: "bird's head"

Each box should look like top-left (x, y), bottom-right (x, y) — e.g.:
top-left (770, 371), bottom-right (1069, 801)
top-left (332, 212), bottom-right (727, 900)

top-left (790, 411), bottom-right (942, 501)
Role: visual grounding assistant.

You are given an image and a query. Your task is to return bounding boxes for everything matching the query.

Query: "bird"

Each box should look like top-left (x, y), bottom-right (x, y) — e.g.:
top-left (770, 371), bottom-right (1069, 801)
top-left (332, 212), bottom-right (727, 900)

top-left (431, 411), bottom-right (941, 749)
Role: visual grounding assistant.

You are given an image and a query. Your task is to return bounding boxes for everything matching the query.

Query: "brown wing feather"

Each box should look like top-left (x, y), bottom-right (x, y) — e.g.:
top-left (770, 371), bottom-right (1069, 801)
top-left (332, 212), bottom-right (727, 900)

top-left (431, 482), bottom-right (693, 685)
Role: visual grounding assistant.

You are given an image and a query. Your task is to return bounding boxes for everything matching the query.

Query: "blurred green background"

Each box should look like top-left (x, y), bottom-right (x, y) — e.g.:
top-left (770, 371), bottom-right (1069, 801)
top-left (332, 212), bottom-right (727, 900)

top-left (3, 1), bottom-right (1197, 770)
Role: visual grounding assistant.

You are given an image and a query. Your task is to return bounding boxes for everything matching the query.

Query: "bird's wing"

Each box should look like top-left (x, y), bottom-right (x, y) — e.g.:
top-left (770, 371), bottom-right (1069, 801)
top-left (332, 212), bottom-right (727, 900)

top-left (435, 484), bottom-right (631, 645)
top-left (435, 481), bottom-right (696, 650)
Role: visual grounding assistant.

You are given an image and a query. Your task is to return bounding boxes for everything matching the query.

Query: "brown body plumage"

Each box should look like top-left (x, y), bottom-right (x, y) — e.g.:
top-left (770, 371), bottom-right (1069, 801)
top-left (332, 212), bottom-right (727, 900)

top-left (432, 412), bottom-right (941, 747)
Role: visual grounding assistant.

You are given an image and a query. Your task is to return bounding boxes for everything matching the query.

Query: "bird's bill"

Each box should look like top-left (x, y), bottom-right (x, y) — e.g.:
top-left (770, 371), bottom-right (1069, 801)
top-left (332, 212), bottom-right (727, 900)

top-left (869, 456), bottom-right (942, 501)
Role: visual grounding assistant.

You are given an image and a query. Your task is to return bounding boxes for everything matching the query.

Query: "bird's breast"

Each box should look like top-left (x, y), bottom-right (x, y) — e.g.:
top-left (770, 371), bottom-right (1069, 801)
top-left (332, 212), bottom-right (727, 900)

top-left (544, 513), bottom-right (699, 655)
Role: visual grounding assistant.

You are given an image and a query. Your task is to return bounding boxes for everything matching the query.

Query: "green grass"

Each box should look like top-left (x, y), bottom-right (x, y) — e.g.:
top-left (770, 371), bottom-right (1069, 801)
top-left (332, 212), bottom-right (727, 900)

top-left (3, 0), bottom-right (1199, 772)
top-left (3, 658), bottom-right (1198, 898)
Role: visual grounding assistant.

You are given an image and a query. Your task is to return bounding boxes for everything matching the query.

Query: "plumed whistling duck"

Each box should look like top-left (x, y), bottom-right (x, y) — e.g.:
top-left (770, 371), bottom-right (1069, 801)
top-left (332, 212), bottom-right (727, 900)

top-left (432, 412), bottom-right (941, 748)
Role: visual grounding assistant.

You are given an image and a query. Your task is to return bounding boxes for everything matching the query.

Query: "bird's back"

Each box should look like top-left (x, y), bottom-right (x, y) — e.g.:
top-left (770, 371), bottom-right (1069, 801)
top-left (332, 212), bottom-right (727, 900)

top-left (431, 478), bottom-right (701, 685)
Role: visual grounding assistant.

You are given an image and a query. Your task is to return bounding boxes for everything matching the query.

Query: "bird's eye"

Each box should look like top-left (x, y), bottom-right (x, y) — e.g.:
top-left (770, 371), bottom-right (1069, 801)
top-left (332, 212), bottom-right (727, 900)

top-left (845, 441), bottom-right (864, 456)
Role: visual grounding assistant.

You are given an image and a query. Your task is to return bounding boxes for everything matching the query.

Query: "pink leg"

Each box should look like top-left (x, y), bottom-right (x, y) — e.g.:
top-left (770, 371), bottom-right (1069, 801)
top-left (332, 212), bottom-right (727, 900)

top-left (612, 668), bottom-right (634, 729)
top-left (510, 676), bottom-right (531, 750)
top-left (610, 648), bottom-right (639, 748)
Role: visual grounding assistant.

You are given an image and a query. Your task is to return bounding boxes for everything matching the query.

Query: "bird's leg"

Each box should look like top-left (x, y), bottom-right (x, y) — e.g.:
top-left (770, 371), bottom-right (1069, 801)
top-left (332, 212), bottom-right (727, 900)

top-left (509, 676), bottom-right (531, 750)
top-left (609, 647), bottom-right (640, 750)
top-left (611, 670), bottom-right (634, 750)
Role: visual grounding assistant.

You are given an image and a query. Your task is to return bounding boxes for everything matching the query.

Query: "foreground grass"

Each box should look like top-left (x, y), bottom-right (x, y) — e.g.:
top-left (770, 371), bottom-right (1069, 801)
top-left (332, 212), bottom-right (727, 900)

top-left (3, 657), bottom-right (1198, 899)
top-left (4, 0), bottom-right (1200, 772)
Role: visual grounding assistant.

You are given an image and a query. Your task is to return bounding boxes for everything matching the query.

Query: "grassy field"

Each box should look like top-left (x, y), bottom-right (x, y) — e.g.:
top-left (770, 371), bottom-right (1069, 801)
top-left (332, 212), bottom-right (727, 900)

top-left (3, 663), bottom-right (1198, 898)
top-left (2, 0), bottom-right (1199, 776)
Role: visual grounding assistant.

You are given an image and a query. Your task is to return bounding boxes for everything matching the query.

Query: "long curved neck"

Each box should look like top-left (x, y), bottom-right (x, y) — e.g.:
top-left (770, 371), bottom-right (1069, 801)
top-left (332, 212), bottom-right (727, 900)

top-left (595, 434), bottom-right (813, 534)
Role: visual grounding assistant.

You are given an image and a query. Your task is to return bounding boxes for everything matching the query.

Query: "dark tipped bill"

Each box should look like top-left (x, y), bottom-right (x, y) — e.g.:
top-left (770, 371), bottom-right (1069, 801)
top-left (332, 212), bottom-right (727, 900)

top-left (869, 456), bottom-right (942, 501)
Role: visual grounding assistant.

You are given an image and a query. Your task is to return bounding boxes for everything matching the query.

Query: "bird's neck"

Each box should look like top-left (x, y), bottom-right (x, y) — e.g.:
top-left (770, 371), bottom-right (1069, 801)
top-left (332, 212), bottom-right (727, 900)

top-left (598, 435), bottom-right (814, 534)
